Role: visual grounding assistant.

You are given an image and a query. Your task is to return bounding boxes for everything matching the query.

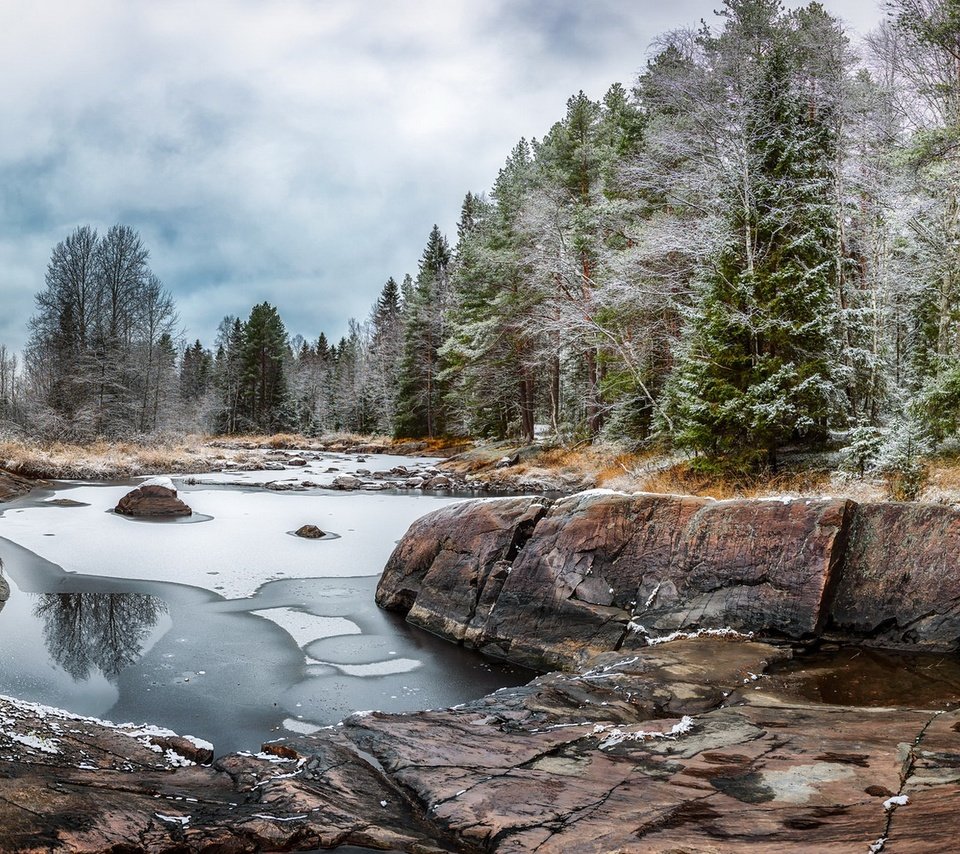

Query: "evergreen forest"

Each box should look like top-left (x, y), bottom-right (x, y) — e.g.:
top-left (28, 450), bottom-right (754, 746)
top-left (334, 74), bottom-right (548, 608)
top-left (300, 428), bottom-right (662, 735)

top-left (1, 0), bottom-right (958, 480)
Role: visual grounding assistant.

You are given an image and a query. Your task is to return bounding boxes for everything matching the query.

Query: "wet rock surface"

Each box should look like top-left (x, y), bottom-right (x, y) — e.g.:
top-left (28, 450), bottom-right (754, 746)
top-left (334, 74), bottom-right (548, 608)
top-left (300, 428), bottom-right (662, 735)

top-left (1, 638), bottom-right (958, 852)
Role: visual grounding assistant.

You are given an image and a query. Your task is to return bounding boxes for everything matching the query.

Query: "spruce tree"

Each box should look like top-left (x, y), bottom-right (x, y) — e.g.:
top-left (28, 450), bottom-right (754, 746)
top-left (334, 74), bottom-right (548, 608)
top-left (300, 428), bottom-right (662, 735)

top-left (667, 3), bottom-right (842, 465)
top-left (394, 226), bottom-right (451, 437)
top-left (240, 302), bottom-right (290, 432)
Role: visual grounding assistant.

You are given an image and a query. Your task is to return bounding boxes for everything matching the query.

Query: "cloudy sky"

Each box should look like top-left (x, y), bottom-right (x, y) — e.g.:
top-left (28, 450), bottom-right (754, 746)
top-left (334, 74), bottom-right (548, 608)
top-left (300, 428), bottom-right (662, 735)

top-left (0, 0), bottom-right (883, 354)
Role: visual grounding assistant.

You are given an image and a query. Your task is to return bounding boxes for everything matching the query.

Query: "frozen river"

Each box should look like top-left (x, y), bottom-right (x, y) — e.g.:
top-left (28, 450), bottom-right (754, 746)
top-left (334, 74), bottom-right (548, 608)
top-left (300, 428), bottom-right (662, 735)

top-left (0, 453), bottom-right (532, 754)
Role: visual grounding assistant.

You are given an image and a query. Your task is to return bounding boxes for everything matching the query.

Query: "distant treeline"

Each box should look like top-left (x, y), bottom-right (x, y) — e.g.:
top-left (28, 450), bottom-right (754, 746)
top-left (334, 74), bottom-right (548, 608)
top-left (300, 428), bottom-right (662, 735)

top-left (2, 0), bottom-right (958, 478)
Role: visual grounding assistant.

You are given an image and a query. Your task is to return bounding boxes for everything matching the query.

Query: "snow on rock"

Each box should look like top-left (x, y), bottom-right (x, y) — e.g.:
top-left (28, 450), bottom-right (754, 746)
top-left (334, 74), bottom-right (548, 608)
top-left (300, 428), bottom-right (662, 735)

top-left (626, 624), bottom-right (755, 645)
top-left (883, 794), bottom-right (909, 810)
top-left (0, 694), bottom-right (211, 768)
top-left (139, 476), bottom-right (177, 491)
top-left (594, 715), bottom-right (695, 750)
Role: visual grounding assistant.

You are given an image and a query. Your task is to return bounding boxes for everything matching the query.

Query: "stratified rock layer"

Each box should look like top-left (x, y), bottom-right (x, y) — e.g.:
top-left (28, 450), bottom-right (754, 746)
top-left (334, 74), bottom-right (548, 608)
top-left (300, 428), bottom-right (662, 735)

top-left (831, 502), bottom-right (960, 648)
top-left (379, 492), bottom-right (960, 667)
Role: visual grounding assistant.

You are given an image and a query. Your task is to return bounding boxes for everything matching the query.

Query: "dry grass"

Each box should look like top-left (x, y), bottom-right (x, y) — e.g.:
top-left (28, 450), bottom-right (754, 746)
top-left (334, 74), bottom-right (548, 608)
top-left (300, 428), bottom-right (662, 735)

top-left (7, 428), bottom-right (960, 504)
top-left (0, 436), bottom-right (244, 480)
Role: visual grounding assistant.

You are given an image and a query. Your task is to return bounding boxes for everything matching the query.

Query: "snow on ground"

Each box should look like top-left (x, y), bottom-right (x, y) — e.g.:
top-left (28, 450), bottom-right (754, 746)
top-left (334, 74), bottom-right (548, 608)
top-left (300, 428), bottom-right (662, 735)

top-left (181, 452), bottom-right (439, 488)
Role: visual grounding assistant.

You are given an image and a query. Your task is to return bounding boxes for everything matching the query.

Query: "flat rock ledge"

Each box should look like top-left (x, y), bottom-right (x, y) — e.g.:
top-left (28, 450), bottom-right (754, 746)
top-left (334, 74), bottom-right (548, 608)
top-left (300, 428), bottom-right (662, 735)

top-left (1, 637), bottom-right (957, 853)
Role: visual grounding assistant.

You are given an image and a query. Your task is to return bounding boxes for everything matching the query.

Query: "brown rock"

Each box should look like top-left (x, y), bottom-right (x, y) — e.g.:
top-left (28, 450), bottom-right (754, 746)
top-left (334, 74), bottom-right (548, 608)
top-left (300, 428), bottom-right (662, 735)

top-left (0, 469), bottom-right (39, 503)
top-left (148, 734), bottom-right (214, 765)
top-left (375, 496), bottom-right (550, 641)
top-left (0, 639), bottom-right (957, 852)
top-left (831, 502), bottom-right (960, 650)
top-left (379, 491), bottom-right (851, 670)
top-left (115, 483), bottom-right (192, 517)
top-left (331, 474), bottom-right (363, 490)
top-left (294, 524), bottom-right (326, 539)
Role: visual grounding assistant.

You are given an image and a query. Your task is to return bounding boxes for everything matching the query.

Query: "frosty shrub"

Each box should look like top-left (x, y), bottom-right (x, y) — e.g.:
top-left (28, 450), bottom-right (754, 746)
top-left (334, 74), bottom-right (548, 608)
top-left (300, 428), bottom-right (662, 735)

top-left (840, 423), bottom-right (885, 477)
top-left (872, 419), bottom-right (932, 501)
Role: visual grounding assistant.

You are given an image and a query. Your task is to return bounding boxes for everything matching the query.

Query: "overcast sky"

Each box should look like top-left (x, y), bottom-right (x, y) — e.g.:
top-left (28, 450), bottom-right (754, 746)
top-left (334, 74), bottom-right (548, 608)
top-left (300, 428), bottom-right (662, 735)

top-left (0, 0), bottom-right (883, 355)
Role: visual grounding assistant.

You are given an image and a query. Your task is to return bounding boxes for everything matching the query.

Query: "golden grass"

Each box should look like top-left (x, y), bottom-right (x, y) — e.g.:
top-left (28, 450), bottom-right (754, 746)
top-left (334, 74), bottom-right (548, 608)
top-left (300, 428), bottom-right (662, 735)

top-left (0, 436), bottom-right (234, 480)
top-left (7, 428), bottom-right (960, 505)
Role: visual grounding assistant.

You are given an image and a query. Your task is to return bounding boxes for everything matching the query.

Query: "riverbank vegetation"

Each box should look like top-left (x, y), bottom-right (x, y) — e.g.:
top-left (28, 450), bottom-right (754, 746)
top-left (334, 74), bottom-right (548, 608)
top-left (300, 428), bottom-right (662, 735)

top-left (1, 0), bottom-right (957, 493)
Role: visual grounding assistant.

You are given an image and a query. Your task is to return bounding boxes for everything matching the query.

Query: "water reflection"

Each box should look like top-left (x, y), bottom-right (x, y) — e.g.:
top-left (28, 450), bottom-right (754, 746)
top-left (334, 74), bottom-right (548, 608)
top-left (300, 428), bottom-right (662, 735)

top-left (34, 592), bottom-right (167, 680)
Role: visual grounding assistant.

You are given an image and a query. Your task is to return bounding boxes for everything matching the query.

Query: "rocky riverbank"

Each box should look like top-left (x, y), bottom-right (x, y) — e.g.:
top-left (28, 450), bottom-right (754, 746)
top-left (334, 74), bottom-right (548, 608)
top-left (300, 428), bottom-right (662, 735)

top-left (3, 487), bottom-right (960, 851)
top-left (1, 635), bottom-right (957, 852)
top-left (378, 491), bottom-right (960, 670)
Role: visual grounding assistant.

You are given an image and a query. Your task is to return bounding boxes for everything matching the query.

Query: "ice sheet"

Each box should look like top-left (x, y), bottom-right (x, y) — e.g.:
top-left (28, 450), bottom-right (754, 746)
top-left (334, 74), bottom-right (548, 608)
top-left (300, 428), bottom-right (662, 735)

top-left (0, 482), bottom-right (463, 601)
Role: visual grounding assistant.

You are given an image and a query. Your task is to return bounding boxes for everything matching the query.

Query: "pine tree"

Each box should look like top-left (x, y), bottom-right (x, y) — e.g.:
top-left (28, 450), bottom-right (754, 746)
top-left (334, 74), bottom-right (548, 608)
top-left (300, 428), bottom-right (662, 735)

top-left (394, 226), bottom-right (451, 437)
top-left (442, 148), bottom-right (542, 441)
top-left (369, 277), bottom-right (403, 431)
top-left (240, 302), bottom-right (290, 432)
top-left (213, 316), bottom-right (246, 433)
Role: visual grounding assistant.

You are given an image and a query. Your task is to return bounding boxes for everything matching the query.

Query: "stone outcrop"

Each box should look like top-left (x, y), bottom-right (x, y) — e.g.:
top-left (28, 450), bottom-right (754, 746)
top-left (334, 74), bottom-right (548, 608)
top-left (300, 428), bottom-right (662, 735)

top-left (2, 638), bottom-right (957, 853)
top-left (0, 469), bottom-right (39, 503)
top-left (377, 495), bottom-right (550, 643)
top-left (830, 502), bottom-right (960, 649)
top-left (114, 477), bottom-right (192, 518)
top-left (379, 491), bottom-right (960, 668)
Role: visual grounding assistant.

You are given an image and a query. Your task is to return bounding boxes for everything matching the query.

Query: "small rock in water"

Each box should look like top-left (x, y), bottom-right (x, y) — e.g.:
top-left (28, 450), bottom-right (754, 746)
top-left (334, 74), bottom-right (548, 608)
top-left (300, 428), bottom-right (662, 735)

top-left (295, 525), bottom-right (326, 539)
top-left (331, 474), bottom-right (362, 490)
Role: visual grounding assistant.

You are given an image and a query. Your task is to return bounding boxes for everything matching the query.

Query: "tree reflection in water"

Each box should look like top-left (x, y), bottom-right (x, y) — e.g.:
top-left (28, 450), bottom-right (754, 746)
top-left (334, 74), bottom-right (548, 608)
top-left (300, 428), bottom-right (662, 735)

top-left (34, 592), bottom-right (167, 680)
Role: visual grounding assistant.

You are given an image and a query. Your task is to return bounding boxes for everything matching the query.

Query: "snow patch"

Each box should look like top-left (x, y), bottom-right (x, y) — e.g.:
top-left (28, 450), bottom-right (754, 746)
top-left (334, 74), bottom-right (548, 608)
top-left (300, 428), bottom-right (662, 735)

top-left (140, 476), bottom-right (177, 491)
top-left (595, 715), bottom-right (695, 750)
top-left (627, 624), bottom-right (754, 645)
top-left (7, 732), bottom-right (60, 754)
top-left (155, 813), bottom-right (191, 825)
top-left (282, 718), bottom-right (321, 735)
top-left (883, 794), bottom-right (909, 810)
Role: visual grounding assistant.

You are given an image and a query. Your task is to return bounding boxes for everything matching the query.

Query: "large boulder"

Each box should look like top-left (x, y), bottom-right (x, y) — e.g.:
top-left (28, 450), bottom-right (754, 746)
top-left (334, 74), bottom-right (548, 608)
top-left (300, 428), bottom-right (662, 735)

top-left (378, 491), bottom-right (852, 670)
top-left (0, 470), bottom-right (37, 503)
top-left (115, 477), bottom-right (192, 518)
top-left (480, 493), bottom-right (851, 669)
top-left (376, 496), bottom-right (550, 642)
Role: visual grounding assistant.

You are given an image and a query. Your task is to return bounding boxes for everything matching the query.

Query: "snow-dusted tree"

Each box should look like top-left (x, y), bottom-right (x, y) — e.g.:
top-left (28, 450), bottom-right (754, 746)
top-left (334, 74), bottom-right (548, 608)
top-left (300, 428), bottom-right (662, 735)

top-left (368, 277), bottom-right (404, 432)
top-left (665, 0), bottom-right (846, 465)
top-left (870, 1), bottom-right (960, 438)
top-left (442, 148), bottom-right (545, 441)
top-left (212, 316), bottom-right (246, 434)
top-left (25, 224), bottom-right (177, 437)
top-left (240, 302), bottom-right (291, 432)
top-left (394, 226), bottom-right (452, 437)
top-left (0, 345), bottom-right (20, 427)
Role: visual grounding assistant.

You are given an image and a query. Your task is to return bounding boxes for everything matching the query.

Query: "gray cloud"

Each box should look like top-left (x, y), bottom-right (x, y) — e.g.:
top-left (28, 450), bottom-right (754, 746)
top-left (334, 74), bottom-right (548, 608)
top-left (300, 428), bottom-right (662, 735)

top-left (0, 0), bottom-right (882, 354)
